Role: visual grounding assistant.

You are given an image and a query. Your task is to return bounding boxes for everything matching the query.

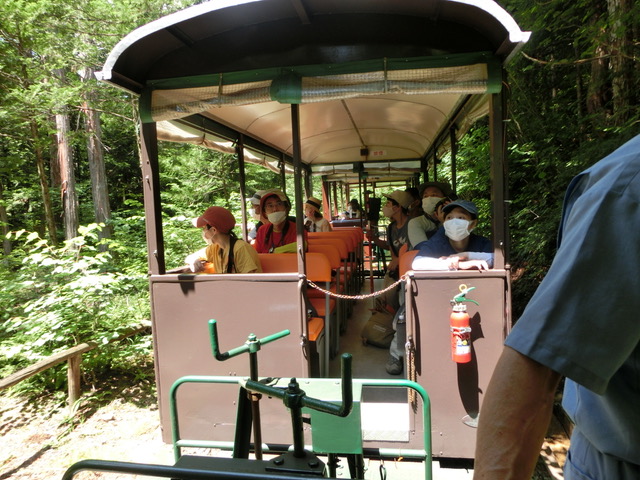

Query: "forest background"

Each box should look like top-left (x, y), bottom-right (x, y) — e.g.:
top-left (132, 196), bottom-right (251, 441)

top-left (0, 0), bottom-right (638, 402)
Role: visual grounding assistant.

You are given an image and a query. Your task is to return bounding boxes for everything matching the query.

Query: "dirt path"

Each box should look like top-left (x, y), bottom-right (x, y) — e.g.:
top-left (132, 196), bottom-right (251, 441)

top-left (0, 378), bottom-right (173, 480)
top-left (1, 380), bottom-right (569, 480)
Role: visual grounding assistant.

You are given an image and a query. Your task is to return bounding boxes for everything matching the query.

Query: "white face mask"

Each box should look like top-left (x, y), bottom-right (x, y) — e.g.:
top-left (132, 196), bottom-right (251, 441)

top-left (422, 196), bottom-right (443, 215)
top-left (202, 227), bottom-right (215, 245)
top-left (444, 218), bottom-right (471, 241)
top-left (267, 210), bottom-right (287, 224)
top-left (382, 204), bottom-right (395, 218)
top-left (251, 210), bottom-right (261, 221)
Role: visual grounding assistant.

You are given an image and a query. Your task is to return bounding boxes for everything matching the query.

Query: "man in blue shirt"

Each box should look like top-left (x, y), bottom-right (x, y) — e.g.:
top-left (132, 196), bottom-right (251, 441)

top-left (473, 135), bottom-right (640, 479)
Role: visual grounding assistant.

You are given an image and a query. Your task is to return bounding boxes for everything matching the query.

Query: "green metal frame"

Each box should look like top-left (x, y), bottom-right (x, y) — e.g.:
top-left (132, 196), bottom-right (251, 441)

top-left (169, 375), bottom-right (433, 480)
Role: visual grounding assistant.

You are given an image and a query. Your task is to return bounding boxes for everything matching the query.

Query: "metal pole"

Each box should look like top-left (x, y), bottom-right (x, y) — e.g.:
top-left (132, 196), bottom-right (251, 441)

top-left (290, 104), bottom-right (306, 275)
top-left (139, 122), bottom-right (165, 274)
top-left (237, 135), bottom-right (248, 242)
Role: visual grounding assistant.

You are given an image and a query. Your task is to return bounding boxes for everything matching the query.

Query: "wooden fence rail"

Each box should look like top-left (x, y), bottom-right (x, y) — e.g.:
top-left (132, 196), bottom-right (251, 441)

top-left (0, 321), bottom-right (152, 410)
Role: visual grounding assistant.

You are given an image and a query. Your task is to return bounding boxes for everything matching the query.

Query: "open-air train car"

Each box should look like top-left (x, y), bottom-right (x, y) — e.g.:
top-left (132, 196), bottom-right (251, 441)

top-left (98, 0), bottom-right (530, 461)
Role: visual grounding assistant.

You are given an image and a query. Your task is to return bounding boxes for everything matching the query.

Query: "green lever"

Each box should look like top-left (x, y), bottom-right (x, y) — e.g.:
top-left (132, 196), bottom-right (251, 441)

top-left (208, 319), bottom-right (290, 361)
top-left (451, 284), bottom-right (479, 306)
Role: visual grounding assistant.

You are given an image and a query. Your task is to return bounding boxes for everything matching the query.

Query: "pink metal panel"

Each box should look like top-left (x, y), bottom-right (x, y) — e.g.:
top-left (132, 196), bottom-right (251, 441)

top-left (150, 273), bottom-right (309, 444)
top-left (405, 270), bottom-right (509, 458)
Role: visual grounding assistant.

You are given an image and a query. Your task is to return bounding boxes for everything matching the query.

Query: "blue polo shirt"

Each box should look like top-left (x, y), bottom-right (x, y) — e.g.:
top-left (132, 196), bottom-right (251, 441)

top-left (506, 135), bottom-right (640, 469)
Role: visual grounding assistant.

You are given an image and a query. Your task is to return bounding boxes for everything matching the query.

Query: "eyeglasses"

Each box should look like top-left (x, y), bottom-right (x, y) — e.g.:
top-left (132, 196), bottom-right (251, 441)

top-left (264, 201), bottom-right (285, 212)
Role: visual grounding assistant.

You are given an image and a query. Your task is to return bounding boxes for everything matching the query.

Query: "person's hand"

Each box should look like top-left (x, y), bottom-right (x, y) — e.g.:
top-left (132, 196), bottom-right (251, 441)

top-left (387, 257), bottom-right (399, 272)
top-left (186, 256), bottom-right (205, 272)
top-left (439, 253), bottom-right (467, 270)
top-left (364, 227), bottom-right (375, 241)
top-left (438, 253), bottom-right (488, 271)
top-left (459, 259), bottom-right (489, 271)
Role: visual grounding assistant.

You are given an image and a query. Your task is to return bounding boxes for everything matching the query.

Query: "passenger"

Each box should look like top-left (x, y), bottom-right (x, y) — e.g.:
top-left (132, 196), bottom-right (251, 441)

top-left (405, 187), bottom-right (422, 219)
top-left (304, 197), bottom-right (332, 232)
top-left (344, 198), bottom-right (362, 219)
top-left (364, 189), bottom-right (381, 227)
top-left (407, 181), bottom-right (455, 249)
top-left (246, 189), bottom-right (272, 243)
top-left (364, 190), bottom-right (413, 376)
top-left (185, 206), bottom-right (262, 273)
top-left (366, 190), bottom-right (413, 285)
top-left (433, 196), bottom-right (453, 223)
top-left (474, 135), bottom-right (640, 480)
top-left (411, 200), bottom-right (493, 271)
top-left (254, 190), bottom-right (306, 253)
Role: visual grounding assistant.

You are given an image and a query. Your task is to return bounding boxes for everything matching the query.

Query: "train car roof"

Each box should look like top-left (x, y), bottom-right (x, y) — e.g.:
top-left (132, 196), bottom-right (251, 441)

top-left (98, 0), bottom-right (530, 183)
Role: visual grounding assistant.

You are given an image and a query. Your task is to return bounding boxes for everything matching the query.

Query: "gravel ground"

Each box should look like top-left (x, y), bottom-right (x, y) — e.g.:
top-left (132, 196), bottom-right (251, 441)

top-left (1, 380), bottom-right (568, 480)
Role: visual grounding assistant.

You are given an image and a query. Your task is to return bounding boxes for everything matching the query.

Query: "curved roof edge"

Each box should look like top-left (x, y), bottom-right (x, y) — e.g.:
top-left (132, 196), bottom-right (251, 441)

top-left (451, 0), bottom-right (531, 61)
top-left (97, 0), bottom-right (531, 93)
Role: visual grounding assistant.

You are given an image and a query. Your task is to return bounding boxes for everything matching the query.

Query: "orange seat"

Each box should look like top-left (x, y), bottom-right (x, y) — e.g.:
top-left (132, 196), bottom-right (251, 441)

top-left (333, 227), bottom-right (365, 288)
top-left (257, 252), bottom-right (335, 371)
top-left (305, 251), bottom-right (336, 316)
top-left (257, 253), bottom-right (297, 273)
top-left (307, 243), bottom-right (343, 295)
top-left (308, 316), bottom-right (324, 342)
top-left (309, 231), bottom-right (358, 293)
top-left (305, 251), bottom-right (338, 365)
top-left (399, 249), bottom-right (419, 276)
top-left (308, 243), bottom-right (348, 337)
top-left (308, 236), bottom-right (352, 292)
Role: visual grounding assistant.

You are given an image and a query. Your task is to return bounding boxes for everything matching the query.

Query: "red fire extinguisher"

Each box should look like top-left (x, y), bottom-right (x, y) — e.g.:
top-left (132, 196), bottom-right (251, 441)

top-left (450, 284), bottom-right (479, 363)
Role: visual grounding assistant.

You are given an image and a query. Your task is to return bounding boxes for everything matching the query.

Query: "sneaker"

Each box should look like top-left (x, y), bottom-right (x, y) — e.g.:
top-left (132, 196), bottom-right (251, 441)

top-left (385, 355), bottom-right (403, 375)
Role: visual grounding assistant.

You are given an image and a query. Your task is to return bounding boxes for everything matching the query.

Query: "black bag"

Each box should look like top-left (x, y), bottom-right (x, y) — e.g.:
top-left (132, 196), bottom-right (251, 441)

top-left (361, 310), bottom-right (395, 348)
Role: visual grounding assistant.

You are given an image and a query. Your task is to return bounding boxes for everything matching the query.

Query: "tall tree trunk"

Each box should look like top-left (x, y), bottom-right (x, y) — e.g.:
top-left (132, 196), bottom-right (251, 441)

top-left (54, 69), bottom-right (79, 241)
top-left (607, 0), bottom-right (632, 124)
top-left (31, 120), bottom-right (58, 245)
top-left (81, 67), bottom-right (112, 246)
top-left (0, 179), bottom-right (11, 258)
top-left (586, 43), bottom-right (610, 121)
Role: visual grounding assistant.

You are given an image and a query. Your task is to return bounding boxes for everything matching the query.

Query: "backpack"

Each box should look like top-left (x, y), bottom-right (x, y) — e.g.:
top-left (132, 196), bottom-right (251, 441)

top-left (361, 309), bottom-right (395, 348)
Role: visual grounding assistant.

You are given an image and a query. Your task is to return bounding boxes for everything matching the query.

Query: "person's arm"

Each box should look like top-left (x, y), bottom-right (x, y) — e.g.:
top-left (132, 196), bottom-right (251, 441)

top-left (365, 227), bottom-right (389, 250)
top-left (411, 255), bottom-right (449, 270)
top-left (407, 217), bottom-right (428, 249)
top-left (474, 346), bottom-right (561, 480)
top-left (185, 247), bottom-right (207, 272)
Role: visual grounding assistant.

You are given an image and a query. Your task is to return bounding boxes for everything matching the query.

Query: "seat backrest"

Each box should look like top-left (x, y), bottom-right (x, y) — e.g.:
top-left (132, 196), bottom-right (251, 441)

top-left (309, 231), bottom-right (356, 255)
top-left (332, 227), bottom-right (363, 260)
top-left (257, 252), bottom-right (331, 282)
top-left (333, 226), bottom-right (364, 243)
top-left (308, 243), bottom-right (341, 270)
top-left (307, 236), bottom-right (348, 260)
top-left (399, 249), bottom-right (419, 276)
top-left (257, 253), bottom-right (297, 273)
top-left (305, 252), bottom-right (332, 283)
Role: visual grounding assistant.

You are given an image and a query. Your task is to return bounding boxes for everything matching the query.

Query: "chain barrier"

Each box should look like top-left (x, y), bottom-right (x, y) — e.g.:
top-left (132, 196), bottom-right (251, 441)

top-left (306, 274), bottom-right (408, 301)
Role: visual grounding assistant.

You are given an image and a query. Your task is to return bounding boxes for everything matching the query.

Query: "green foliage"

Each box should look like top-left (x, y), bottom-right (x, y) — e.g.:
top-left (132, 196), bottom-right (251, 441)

top-left (501, 0), bottom-right (640, 316)
top-left (432, 121), bottom-right (493, 236)
top-left (0, 223), bottom-right (150, 393)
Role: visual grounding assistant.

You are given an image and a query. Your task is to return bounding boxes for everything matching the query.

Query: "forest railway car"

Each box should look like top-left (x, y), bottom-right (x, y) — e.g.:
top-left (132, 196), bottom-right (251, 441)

top-left (96, 0), bottom-right (530, 467)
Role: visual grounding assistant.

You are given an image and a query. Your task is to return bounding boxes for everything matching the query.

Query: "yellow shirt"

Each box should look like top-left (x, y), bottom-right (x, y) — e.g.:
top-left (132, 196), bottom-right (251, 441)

top-left (205, 239), bottom-right (262, 273)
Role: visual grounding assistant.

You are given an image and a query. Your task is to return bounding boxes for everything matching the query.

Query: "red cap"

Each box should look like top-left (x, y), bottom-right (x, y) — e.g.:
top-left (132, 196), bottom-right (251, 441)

top-left (195, 206), bottom-right (236, 233)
